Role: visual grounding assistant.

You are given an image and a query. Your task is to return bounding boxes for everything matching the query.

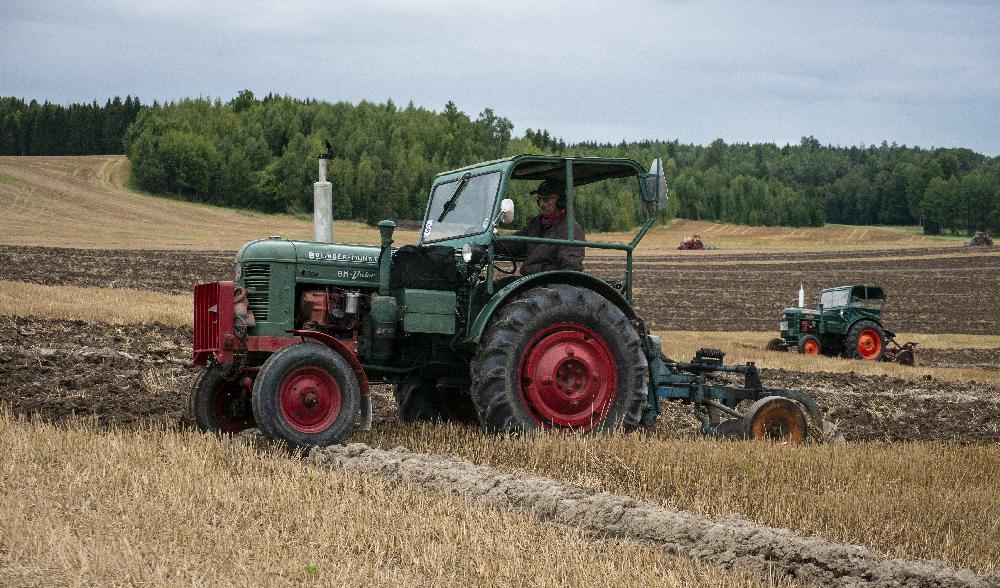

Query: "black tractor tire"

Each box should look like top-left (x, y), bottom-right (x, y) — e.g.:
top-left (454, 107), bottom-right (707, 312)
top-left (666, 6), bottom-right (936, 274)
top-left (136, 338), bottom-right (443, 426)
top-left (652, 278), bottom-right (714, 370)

top-left (393, 378), bottom-right (478, 425)
top-left (847, 320), bottom-right (886, 361)
top-left (252, 343), bottom-right (361, 448)
top-left (470, 284), bottom-right (647, 434)
top-left (797, 334), bottom-right (821, 355)
top-left (190, 365), bottom-right (256, 435)
top-left (394, 379), bottom-right (444, 423)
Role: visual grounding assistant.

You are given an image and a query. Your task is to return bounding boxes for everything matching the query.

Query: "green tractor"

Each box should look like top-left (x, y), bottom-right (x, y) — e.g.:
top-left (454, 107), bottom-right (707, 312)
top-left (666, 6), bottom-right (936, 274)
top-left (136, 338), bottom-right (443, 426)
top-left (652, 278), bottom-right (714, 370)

top-left (766, 285), bottom-right (916, 365)
top-left (191, 154), bottom-right (835, 447)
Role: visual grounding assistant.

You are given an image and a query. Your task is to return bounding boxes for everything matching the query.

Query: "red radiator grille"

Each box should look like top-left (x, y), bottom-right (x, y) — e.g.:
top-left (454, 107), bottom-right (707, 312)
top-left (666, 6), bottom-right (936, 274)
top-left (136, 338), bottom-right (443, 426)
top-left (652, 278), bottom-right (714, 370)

top-left (193, 281), bottom-right (234, 364)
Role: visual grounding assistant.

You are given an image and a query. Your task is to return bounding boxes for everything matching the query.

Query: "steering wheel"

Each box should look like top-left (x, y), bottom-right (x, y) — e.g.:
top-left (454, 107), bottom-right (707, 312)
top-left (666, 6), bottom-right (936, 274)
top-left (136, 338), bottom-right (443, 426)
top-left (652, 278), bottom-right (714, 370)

top-left (492, 240), bottom-right (518, 275)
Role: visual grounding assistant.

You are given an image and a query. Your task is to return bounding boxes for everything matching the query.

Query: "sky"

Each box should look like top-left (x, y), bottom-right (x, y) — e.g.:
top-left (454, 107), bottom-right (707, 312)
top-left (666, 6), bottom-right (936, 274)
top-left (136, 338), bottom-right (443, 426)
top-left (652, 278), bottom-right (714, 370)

top-left (3, 0), bottom-right (999, 155)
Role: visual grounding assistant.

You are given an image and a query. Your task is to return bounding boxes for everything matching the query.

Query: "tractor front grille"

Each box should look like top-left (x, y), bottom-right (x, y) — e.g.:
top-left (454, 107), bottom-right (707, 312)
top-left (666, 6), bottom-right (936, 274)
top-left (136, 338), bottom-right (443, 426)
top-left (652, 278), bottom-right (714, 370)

top-left (193, 281), bottom-right (233, 364)
top-left (244, 263), bottom-right (271, 321)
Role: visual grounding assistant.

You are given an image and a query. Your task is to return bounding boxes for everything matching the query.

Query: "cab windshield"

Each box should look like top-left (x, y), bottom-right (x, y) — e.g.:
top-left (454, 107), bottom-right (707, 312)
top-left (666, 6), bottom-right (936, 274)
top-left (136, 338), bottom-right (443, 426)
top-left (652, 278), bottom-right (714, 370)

top-left (422, 171), bottom-right (501, 243)
top-left (820, 289), bottom-right (850, 308)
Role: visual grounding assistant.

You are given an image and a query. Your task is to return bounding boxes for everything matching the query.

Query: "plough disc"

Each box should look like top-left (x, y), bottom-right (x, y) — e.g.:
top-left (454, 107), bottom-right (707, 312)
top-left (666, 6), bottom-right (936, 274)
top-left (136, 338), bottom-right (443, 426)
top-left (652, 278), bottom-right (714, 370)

top-left (742, 396), bottom-right (808, 443)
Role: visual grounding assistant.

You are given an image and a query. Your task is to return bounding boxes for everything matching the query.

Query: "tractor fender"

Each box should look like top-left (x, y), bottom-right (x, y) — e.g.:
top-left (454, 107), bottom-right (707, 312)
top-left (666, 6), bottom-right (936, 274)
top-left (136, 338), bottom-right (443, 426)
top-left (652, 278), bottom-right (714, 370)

top-left (845, 316), bottom-right (884, 333)
top-left (466, 271), bottom-right (637, 344)
top-left (287, 329), bottom-right (372, 430)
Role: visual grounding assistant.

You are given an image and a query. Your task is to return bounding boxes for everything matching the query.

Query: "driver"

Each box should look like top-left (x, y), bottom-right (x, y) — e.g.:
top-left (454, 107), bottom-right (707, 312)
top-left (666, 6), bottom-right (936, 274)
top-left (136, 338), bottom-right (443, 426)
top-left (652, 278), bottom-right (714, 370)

top-left (504, 180), bottom-right (585, 275)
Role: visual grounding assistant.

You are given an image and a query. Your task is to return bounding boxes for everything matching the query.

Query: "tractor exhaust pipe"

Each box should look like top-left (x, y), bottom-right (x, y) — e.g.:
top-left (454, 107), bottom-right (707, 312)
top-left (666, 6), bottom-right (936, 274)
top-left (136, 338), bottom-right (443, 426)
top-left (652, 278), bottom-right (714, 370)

top-left (314, 144), bottom-right (335, 243)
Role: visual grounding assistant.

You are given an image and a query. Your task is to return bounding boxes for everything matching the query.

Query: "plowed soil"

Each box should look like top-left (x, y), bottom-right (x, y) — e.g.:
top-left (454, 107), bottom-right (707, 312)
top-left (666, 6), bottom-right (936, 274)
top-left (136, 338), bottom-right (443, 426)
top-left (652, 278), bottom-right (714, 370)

top-left (3, 244), bottom-right (997, 333)
top-left (1, 244), bottom-right (999, 442)
top-left (3, 315), bottom-right (998, 443)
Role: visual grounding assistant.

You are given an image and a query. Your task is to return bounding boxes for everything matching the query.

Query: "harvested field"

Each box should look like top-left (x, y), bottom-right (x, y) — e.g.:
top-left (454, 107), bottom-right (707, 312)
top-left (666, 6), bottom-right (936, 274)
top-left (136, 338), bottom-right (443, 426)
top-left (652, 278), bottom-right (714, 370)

top-left (3, 413), bottom-right (790, 588)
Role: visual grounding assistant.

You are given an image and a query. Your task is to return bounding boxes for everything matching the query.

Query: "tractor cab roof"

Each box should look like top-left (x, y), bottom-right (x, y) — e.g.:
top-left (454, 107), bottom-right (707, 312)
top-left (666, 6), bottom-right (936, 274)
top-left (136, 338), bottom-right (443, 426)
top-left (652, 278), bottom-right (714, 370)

top-left (821, 285), bottom-right (886, 301)
top-left (435, 154), bottom-right (645, 188)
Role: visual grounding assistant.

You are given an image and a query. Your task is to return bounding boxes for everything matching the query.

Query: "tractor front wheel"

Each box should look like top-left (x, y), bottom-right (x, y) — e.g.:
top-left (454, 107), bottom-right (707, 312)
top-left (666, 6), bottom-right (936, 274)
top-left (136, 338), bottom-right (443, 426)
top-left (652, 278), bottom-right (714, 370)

top-left (190, 365), bottom-right (255, 435)
top-left (252, 343), bottom-right (361, 448)
top-left (470, 285), bottom-right (647, 433)
top-left (798, 335), bottom-right (821, 355)
top-left (847, 320), bottom-right (886, 361)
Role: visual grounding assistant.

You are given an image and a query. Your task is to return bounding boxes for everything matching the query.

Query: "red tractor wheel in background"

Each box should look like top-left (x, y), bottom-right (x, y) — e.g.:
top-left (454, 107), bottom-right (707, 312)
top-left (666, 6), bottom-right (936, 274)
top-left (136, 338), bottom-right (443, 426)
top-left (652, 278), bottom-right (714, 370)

top-left (847, 320), bottom-right (886, 361)
top-left (797, 335), bottom-right (821, 355)
top-left (252, 343), bottom-right (361, 448)
top-left (742, 396), bottom-right (808, 443)
top-left (470, 285), bottom-right (646, 434)
top-left (190, 365), bottom-right (255, 435)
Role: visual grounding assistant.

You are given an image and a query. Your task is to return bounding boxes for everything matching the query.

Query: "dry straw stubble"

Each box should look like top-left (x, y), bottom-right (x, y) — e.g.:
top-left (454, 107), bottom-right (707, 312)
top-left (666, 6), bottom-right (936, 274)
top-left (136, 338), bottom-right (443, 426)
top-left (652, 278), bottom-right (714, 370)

top-left (0, 410), bottom-right (797, 588)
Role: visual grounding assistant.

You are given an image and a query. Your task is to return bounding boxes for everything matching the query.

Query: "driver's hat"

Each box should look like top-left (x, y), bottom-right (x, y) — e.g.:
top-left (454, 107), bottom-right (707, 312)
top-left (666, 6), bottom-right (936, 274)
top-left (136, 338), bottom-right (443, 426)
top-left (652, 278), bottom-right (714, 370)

top-left (531, 180), bottom-right (566, 206)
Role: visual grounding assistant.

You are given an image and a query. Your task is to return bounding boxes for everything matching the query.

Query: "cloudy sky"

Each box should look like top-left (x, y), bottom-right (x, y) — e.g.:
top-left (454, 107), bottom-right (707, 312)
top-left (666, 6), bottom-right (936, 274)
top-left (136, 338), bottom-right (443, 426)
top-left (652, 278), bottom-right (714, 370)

top-left (3, 0), bottom-right (998, 154)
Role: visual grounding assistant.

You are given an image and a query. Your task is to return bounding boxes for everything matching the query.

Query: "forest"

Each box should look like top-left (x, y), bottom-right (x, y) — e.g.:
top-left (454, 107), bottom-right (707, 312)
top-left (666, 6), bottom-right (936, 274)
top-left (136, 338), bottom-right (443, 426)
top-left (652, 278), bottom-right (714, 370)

top-left (1, 91), bottom-right (997, 235)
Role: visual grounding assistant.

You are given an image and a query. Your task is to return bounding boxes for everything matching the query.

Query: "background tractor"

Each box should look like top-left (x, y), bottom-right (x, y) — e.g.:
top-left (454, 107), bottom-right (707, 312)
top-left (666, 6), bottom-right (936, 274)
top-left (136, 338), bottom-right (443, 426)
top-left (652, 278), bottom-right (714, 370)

top-left (766, 285), bottom-right (916, 365)
top-left (191, 153), bottom-right (834, 447)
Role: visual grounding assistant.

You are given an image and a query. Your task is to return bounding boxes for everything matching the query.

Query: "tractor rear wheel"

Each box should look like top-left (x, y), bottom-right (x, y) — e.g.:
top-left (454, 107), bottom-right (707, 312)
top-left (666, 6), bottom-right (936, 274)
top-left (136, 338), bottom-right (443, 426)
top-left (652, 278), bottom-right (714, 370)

top-left (191, 365), bottom-right (255, 435)
top-left (742, 396), bottom-right (808, 443)
top-left (798, 335), bottom-right (821, 355)
top-left (470, 285), bottom-right (647, 433)
top-left (847, 320), bottom-right (886, 361)
top-left (252, 343), bottom-right (361, 448)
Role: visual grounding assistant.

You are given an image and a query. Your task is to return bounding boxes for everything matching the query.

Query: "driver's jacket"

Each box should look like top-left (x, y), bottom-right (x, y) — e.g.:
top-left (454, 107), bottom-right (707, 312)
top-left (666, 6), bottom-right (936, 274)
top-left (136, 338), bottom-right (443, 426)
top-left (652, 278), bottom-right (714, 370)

top-left (503, 212), bottom-right (585, 276)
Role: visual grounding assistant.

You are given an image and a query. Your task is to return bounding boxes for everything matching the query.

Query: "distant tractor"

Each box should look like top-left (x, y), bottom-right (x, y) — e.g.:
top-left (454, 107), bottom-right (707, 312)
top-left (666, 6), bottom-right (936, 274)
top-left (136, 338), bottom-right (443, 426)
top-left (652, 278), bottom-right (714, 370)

top-left (191, 153), bottom-right (835, 448)
top-left (677, 234), bottom-right (705, 250)
top-left (968, 231), bottom-right (993, 247)
top-left (766, 285), bottom-right (916, 365)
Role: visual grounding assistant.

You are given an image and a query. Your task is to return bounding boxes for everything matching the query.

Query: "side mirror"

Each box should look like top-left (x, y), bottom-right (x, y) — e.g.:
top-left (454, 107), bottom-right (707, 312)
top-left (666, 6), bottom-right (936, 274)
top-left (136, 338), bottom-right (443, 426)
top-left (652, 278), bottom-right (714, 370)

top-left (499, 198), bottom-right (515, 224)
top-left (645, 159), bottom-right (669, 209)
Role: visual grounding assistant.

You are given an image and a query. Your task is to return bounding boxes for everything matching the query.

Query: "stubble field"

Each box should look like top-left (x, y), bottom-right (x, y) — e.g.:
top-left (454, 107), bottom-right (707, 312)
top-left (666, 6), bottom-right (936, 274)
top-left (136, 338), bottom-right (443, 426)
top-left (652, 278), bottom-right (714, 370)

top-left (2, 156), bottom-right (998, 587)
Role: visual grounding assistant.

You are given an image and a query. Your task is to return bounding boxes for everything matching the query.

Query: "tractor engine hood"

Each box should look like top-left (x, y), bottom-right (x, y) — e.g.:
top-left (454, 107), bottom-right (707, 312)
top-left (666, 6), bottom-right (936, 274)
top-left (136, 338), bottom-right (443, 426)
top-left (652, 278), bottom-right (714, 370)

top-left (236, 239), bottom-right (382, 286)
top-left (237, 239), bottom-right (380, 267)
top-left (781, 307), bottom-right (820, 316)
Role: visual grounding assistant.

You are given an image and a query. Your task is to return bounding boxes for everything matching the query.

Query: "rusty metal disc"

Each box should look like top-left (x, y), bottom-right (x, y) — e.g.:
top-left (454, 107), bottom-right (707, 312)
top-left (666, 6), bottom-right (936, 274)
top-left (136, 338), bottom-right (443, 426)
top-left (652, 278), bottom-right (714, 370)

top-left (742, 396), bottom-right (808, 443)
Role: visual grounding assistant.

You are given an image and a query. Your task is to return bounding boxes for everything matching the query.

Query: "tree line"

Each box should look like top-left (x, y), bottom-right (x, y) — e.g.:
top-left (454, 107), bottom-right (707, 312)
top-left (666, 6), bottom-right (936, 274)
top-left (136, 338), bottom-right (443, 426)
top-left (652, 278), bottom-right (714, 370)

top-left (0, 96), bottom-right (142, 155)
top-left (2, 91), bottom-right (997, 235)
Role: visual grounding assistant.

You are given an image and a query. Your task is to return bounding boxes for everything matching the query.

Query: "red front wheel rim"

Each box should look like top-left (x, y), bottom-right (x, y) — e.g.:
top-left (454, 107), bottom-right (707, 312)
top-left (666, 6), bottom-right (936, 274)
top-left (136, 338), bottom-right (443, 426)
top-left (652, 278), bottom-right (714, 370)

top-left (803, 340), bottom-right (819, 355)
top-left (518, 322), bottom-right (617, 430)
top-left (279, 367), bottom-right (342, 433)
top-left (857, 329), bottom-right (882, 359)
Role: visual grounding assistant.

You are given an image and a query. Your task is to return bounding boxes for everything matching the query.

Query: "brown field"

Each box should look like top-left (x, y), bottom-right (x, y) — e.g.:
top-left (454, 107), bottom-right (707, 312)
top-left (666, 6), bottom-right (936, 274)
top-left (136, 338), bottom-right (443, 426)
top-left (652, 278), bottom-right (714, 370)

top-left (2, 156), bottom-right (999, 587)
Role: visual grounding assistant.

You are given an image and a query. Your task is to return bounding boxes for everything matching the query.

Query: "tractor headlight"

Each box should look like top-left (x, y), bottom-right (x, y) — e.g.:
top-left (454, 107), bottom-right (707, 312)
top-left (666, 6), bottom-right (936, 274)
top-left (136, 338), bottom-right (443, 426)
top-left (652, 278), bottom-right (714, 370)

top-left (234, 262), bottom-right (242, 283)
top-left (462, 243), bottom-right (485, 264)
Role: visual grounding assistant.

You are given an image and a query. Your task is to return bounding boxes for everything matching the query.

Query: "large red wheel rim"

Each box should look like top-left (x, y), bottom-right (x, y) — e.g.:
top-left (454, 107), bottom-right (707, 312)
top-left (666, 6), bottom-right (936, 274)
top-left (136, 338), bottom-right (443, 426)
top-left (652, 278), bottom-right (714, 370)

top-left (211, 378), bottom-right (253, 434)
top-left (802, 339), bottom-right (819, 355)
top-left (518, 322), bottom-right (617, 430)
top-left (856, 329), bottom-right (882, 359)
top-left (279, 366), bottom-right (342, 433)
